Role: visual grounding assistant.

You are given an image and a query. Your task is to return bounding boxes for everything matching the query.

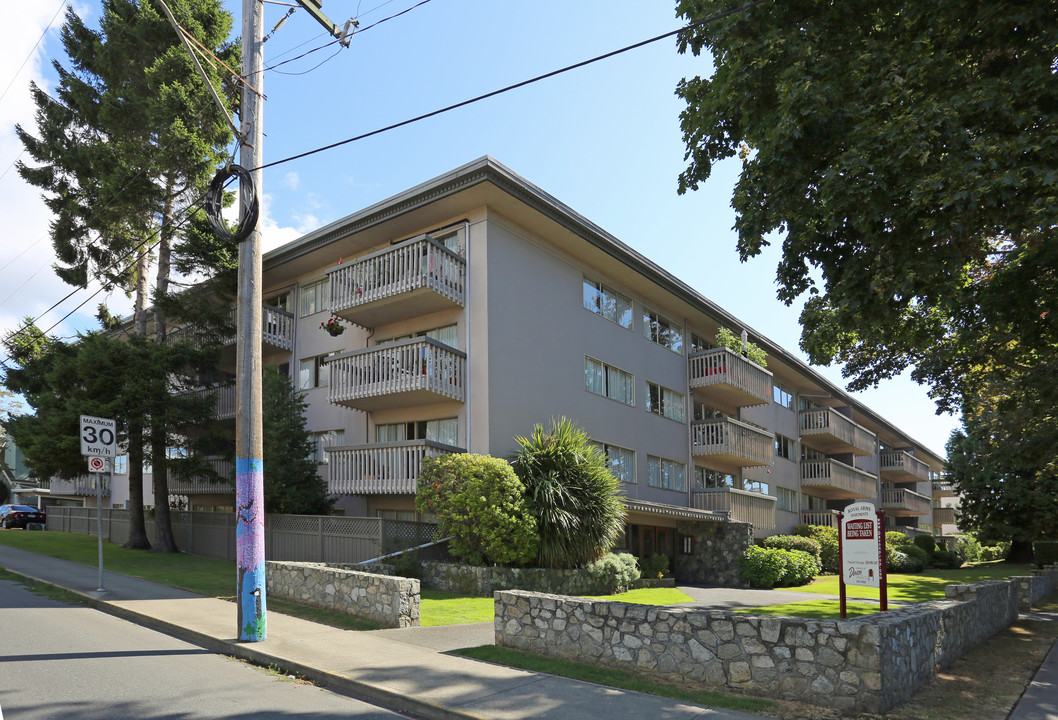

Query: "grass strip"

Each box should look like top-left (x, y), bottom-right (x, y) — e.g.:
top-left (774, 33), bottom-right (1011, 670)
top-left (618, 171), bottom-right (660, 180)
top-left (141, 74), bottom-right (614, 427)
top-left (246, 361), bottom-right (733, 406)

top-left (452, 644), bottom-right (776, 716)
top-left (787, 563), bottom-right (1035, 603)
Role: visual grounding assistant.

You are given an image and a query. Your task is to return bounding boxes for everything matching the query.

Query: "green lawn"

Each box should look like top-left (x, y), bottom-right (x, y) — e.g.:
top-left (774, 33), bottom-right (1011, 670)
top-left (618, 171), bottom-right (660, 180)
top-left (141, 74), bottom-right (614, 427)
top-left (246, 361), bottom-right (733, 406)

top-left (737, 600), bottom-right (882, 619)
top-left (786, 562), bottom-right (1034, 603)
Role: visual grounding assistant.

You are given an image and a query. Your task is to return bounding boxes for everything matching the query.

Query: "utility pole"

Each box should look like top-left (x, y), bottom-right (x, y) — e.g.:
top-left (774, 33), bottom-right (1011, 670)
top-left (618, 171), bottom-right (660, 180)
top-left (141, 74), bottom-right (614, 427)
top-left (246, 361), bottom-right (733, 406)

top-left (235, 0), bottom-right (267, 642)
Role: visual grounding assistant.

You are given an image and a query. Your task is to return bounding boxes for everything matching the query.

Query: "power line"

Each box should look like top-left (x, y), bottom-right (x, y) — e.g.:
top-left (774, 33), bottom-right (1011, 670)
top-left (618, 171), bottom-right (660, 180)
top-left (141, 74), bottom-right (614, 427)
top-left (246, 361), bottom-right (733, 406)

top-left (0, 0), bottom-right (68, 107)
top-left (255, 1), bottom-right (768, 173)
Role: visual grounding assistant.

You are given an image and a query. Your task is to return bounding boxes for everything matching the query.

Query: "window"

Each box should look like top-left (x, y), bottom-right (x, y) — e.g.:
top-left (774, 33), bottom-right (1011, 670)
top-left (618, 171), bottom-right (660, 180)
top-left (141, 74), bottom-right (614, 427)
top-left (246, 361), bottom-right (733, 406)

top-left (375, 418), bottom-right (458, 446)
top-left (583, 277), bottom-right (633, 329)
top-left (802, 446), bottom-right (826, 462)
top-left (648, 455), bottom-right (686, 492)
top-left (646, 382), bottom-right (685, 422)
top-left (695, 468), bottom-right (734, 490)
top-left (379, 324), bottom-right (458, 349)
top-left (113, 455), bottom-right (128, 475)
top-left (690, 332), bottom-right (714, 354)
top-left (592, 442), bottom-right (636, 484)
top-left (643, 308), bottom-right (684, 353)
top-left (773, 382), bottom-right (794, 410)
top-left (743, 478), bottom-right (769, 494)
top-left (585, 357), bottom-right (634, 406)
top-left (299, 279), bottom-right (329, 317)
top-left (777, 487), bottom-right (799, 512)
top-left (299, 353), bottom-right (334, 390)
top-left (693, 402), bottom-right (725, 421)
top-left (266, 292), bottom-right (290, 311)
top-left (309, 430), bottom-right (345, 464)
top-left (775, 434), bottom-right (795, 460)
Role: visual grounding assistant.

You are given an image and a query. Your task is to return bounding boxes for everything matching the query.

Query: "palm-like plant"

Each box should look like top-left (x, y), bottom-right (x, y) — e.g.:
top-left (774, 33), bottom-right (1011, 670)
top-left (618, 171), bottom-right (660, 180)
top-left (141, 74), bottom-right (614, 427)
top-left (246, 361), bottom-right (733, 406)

top-left (511, 417), bottom-right (626, 568)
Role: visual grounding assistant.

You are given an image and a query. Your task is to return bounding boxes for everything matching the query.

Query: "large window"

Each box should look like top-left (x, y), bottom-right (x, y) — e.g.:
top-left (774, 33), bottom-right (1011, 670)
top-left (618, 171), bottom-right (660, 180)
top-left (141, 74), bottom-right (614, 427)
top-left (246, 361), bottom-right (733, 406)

top-left (643, 308), bottom-right (684, 353)
top-left (585, 357), bottom-right (634, 406)
top-left (777, 487), bottom-right (799, 512)
top-left (775, 434), bottom-right (795, 460)
top-left (583, 277), bottom-right (633, 329)
top-left (309, 429), bottom-right (345, 464)
top-left (647, 381), bottom-right (685, 422)
top-left (299, 279), bottom-right (329, 317)
top-left (379, 323), bottom-right (458, 349)
top-left (695, 468), bottom-right (734, 490)
top-left (375, 418), bottom-right (458, 446)
top-left (593, 442), bottom-right (636, 484)
top-left (299, 353), bottom-right (333, 389)
top-left (690, 332), bottom-right (714, 354)
top-left (693, 401), bottom-right (725, 421)
top-left (773, 382), bottom-right (794, 410)
top-left (113, 455), bottom-right (128, 475)
top-left (648, 455), bottom-right (686, 492)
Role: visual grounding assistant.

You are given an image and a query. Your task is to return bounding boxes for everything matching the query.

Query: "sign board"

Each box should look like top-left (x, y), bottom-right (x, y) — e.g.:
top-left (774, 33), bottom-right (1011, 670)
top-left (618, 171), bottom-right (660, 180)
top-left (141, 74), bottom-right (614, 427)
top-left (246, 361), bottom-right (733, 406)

top-left (841, 501), bottom-right (882, 588)
top-left (87, 456), bottom-right (106, 473)
top-left (80, 415), bottom-right (116, 457)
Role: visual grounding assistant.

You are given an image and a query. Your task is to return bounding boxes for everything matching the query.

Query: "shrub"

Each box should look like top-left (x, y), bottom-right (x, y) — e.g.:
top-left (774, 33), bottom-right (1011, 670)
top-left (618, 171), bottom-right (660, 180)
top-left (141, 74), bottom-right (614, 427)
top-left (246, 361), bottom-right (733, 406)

top-left (913, 534), bottom-right (937, 553)
top-left (889, 550), bottom-right (924, 573)
top-left (956, 534), bottom-right (982, 562)
top-left (1033, 541), bottom-right (1058, 568)
top-left (793, 525), bottom-right (839, 573)
top-left (637, 553), bottom-right (669, 579)
top-left (416, 453), bottom-right (539, 567)
top-left (781, 549), bottom-right (822, 586)
top-left (981, 542), bottom-right (1011, 562)
top-left (903, 544), bottom-right (930, 571)
top-left (390, 549), bottom-right (423, 579)
top-left (511, 418), bottom-right (626, 568)
top-left (586, 552), bottom-right (641, 593)
top-left (740, 546), bottom-right (820, 588)
top-left (740, 546), bottom-right (789, 588)
top-left (931, 550), bottom-right (964, 569)
top-left (886, 531), bottom-right (912, 549)
top-left (761, 534), bottom-right (821, 558)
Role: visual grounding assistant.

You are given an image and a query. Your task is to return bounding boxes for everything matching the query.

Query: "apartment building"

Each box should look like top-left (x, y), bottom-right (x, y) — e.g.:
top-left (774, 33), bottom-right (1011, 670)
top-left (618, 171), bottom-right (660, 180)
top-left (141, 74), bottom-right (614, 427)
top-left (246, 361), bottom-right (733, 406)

top-left (47, 157), bottom-right (947, 565)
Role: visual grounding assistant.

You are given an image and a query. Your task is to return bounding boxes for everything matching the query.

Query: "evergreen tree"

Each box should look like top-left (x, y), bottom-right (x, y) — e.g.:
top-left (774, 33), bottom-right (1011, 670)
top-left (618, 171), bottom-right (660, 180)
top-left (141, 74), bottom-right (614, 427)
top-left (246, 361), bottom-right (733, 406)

top-left (261, 370), bottom-right (334, 516)
top-left (15, 0), bottom-right (238, 550)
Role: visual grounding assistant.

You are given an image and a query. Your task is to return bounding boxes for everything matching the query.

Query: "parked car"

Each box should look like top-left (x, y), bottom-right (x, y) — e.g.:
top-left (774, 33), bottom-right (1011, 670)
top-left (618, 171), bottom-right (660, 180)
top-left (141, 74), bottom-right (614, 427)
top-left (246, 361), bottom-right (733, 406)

top-left (0, 504), bottom-right (46, 529)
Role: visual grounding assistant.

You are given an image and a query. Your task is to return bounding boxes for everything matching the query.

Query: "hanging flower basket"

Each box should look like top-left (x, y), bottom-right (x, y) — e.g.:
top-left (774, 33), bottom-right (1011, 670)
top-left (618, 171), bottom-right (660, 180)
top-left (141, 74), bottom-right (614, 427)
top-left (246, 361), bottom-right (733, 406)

top-left (320, 316), bottom-right (345, 337)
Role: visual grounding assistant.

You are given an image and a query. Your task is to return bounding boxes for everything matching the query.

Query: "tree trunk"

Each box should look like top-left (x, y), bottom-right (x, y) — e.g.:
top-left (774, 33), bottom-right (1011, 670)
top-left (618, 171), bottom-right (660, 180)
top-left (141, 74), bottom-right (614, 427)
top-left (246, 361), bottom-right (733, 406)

top-left (1006, 538), bottom-right (1034, 564)
top-left (124, 420), bottom-right (151, 550)
top-left (150, 181), bottom-right (179, 553)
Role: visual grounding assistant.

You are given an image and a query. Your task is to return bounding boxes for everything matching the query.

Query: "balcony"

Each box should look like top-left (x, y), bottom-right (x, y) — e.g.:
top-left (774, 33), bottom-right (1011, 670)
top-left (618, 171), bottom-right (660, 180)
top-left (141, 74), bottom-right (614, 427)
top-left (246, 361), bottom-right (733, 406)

top-left (50, 475), bottom-right (110, 498)
top-left (800, 511), bottom-right (839, 529)
top-left (688, 348), bottom-right (772, 410)
top-left (182, 385), bottom-right (236, 422)
top-left (692, 487), bottom-right (775, 530)
top-left (933, 480), bottom-right (957, 498)
top-left (880, 450), bottom-right (931, 484)
top-left (932, 506), bottom-right (957, 525)
top-left (800, 459), bottom-right (877, 500)
top-left (799, 408), bottom-right (877, 457)
top-left (328, 235), bottom-right (465, 329)
top-left (169, 304), bottom-right (294, 367)
top-left (880, 487), bottom-right (932, 517)
top-left (690, 418), bottom-right (774, 473)
top-left (327, 440), bottom-right (464, 495)
top-left (168, 457), bottom-right (233, 496)
top-left (328, 338), bottom-right (466, 412)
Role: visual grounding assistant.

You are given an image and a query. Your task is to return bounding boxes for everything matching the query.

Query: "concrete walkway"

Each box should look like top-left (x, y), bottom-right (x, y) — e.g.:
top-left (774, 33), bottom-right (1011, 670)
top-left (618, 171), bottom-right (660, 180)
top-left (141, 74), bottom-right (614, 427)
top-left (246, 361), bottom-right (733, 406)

top-left (0, 544), bottom-right (772, 720)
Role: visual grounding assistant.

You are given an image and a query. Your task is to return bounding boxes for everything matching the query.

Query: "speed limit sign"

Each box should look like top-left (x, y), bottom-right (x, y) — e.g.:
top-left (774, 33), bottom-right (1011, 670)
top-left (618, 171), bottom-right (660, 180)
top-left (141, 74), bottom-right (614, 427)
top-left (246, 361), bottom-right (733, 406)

top-left (88, 456), bottom-right (106, 472)
top-left (80, 415), bottom-right (116, 457)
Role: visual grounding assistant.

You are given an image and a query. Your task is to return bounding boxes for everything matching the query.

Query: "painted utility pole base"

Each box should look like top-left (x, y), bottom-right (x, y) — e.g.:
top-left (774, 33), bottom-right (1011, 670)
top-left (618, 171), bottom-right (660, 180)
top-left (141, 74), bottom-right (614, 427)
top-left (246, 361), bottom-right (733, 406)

top-left (236, 457), bottom-right (266, 641)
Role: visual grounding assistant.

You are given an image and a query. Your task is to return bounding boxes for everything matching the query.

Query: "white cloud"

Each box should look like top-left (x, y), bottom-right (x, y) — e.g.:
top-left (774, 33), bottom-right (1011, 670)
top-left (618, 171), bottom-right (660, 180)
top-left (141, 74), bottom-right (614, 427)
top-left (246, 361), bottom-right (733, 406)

top-left (258, 192), bottom-right (304, 254)
top-left (283, 171), bottom-right (299, 190)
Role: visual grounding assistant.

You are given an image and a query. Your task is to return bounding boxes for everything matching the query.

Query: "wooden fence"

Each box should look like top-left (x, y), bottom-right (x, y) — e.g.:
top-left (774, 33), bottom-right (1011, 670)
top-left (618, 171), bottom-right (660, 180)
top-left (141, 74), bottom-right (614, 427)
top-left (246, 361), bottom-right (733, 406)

top-left (45, 507), bottom-right (436, 564)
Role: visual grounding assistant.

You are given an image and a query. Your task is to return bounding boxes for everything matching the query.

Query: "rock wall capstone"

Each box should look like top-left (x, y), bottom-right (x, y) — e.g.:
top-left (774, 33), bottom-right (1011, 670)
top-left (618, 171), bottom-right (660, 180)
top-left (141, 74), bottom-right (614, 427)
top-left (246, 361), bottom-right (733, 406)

top-left (266, 561), bottom-right (419, 628)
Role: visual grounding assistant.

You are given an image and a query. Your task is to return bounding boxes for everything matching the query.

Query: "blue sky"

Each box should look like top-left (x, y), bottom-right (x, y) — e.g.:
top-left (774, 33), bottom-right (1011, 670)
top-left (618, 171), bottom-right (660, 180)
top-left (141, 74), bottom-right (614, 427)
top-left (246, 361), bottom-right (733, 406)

top-left (0, 0), bottom-right (958, 456)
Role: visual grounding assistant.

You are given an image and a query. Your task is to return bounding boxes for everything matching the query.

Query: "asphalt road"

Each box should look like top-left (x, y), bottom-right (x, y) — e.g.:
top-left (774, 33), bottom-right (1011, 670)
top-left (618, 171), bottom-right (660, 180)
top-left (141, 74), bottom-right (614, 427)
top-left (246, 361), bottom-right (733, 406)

top-left (0, 578), bottom-right (412, 720)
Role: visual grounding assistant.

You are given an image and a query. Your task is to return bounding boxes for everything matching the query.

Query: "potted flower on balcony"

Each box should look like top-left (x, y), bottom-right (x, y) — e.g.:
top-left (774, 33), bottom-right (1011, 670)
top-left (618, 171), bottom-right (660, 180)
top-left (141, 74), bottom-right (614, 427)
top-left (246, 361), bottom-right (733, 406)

top-left (320, 316), bottom-right (345, 337)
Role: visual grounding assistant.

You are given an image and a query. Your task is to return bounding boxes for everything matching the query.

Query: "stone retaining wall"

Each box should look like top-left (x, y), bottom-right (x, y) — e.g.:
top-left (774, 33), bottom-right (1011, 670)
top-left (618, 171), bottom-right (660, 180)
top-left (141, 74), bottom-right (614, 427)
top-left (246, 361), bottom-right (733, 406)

top-left (494, 566), bottom-right (1058, 713)
top-left (1014, 565), bottom-right (1058, 610)
top-left (266, 561), bottom-right (419, 628)
top-left (675, 519), bottom-right (753, 586)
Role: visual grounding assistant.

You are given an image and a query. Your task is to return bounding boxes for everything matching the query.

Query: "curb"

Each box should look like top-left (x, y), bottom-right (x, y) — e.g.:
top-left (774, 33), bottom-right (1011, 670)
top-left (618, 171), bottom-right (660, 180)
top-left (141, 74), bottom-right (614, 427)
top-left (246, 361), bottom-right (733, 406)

top-left (2, 567), bottom-right (487, 720)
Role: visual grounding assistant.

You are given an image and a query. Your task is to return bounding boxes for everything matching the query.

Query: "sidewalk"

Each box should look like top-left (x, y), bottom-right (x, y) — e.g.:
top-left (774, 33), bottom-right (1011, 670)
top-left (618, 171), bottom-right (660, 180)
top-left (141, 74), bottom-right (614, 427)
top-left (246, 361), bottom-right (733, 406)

top-left (0, 545), bottom-right (773, 720)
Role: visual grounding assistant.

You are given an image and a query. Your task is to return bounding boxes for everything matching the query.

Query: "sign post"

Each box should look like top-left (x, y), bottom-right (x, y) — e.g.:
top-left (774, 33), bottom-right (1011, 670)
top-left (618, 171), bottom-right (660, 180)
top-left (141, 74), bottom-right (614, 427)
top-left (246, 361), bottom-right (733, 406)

top-left (81, 416), bottom-right (116, 593)
top-left (838, 501), bottom-right (887, 618)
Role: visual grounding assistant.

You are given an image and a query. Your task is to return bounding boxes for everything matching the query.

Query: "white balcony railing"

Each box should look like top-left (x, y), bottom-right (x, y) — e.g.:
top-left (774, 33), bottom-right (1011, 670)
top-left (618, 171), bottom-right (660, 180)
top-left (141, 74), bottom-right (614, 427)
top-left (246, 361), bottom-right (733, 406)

top-left (932, 506), bottom-right (957, 525)
top-left (881, 487), bottom-right (932, 516)
top-left (328, 235), bottom-right (465, 328)
top-left (690, 418), bottom-right (774, 470)
top-left (800, 511), bottom-right (839, 529)
top-left (800, 459), bottom-right (877, 499)
top-left (880, 450), bottom-right (931, 484)
top-left (328, 440), bottom-right (464, 495)
top-left (328, 338), bottom-right (466, 411)
top-left (168, 457), bottom-right (233, 496)
top-left (688, 347), bottom-right (772, 409)
top-left (183, 385), bottom-right (236, 421)
top-left (50, 475), bottom-right (110, 497)
top-left (799, 408), bottom-right (877, 456)
top-left (692, 487), bottom-right (776, 530)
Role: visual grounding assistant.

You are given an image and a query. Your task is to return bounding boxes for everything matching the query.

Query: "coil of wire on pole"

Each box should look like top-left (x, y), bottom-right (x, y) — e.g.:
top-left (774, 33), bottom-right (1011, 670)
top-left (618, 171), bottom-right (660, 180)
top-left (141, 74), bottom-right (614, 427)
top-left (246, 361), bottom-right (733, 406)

top-left (205, 164), bottom-right (259, 243)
